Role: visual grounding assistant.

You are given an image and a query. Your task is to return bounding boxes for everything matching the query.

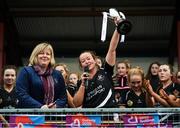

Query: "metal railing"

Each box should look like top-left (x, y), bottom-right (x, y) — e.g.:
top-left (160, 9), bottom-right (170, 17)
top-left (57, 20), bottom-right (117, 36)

top-left (0, 108), bottom-right (180, 127)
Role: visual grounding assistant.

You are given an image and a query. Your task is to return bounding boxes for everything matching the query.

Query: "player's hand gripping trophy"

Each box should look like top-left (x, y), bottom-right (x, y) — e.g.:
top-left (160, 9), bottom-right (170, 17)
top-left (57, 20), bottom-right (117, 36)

top-left (101, 8), bottom-right (132, 42)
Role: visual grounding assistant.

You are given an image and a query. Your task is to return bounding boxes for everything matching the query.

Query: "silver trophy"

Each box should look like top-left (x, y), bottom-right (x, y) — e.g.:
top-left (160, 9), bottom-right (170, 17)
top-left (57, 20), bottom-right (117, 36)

top-left (101, 8), bottom-right (132, 42)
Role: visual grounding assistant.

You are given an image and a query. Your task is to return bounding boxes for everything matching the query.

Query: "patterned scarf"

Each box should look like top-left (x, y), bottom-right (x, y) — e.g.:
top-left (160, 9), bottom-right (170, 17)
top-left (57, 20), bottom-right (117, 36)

top-left (34, 65), bottom-right (54, 104)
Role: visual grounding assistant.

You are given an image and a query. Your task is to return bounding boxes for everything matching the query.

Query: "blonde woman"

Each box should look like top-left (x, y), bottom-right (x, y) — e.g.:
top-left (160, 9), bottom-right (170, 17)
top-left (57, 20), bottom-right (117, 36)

top-left (121, 67), bottom-right (154, 108)
top-left (16, 42), bottom-right (67, 108)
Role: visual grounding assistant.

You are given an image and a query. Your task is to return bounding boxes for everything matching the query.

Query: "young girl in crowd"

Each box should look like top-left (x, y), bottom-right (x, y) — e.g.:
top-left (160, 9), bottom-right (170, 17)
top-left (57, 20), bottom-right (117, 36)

top-left (54, 63), bottom-right (75, 107)
top-left (112, 60), bottom-right (130, 106)
top-left (54, 63), bottom-right (69, 84)
top-left (67, 72), bottom-right (79, 97)
top-left (95, 56), bottom-right (104, 68)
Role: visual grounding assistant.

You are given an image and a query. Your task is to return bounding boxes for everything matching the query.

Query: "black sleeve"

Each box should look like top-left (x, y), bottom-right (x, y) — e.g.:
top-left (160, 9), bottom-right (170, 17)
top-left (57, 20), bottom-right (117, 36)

top-left (104, 61), bottom-right (114, 77)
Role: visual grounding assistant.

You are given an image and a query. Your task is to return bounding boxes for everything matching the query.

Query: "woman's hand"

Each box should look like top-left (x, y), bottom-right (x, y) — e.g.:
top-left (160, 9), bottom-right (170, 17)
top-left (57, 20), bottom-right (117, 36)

top-left (80, 72), bottom-right (89, 87)
top-left (143, 79), bottom-right (154, 95)
top-left (159, 89), bottom-right (168, 99)
top-left (40, 105), bottom-right (49, 109)
top-left (48, 102), bottom-right (57, 108)
top-left (41, 102), bottom-right (57, 109)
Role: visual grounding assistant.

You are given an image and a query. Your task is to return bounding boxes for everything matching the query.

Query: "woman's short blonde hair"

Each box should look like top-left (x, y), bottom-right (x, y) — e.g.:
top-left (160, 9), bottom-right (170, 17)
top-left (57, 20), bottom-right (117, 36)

top-left (28, 42), bottom-right (55, 66)
top-left (127, 66), bottom-right (144, 83)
